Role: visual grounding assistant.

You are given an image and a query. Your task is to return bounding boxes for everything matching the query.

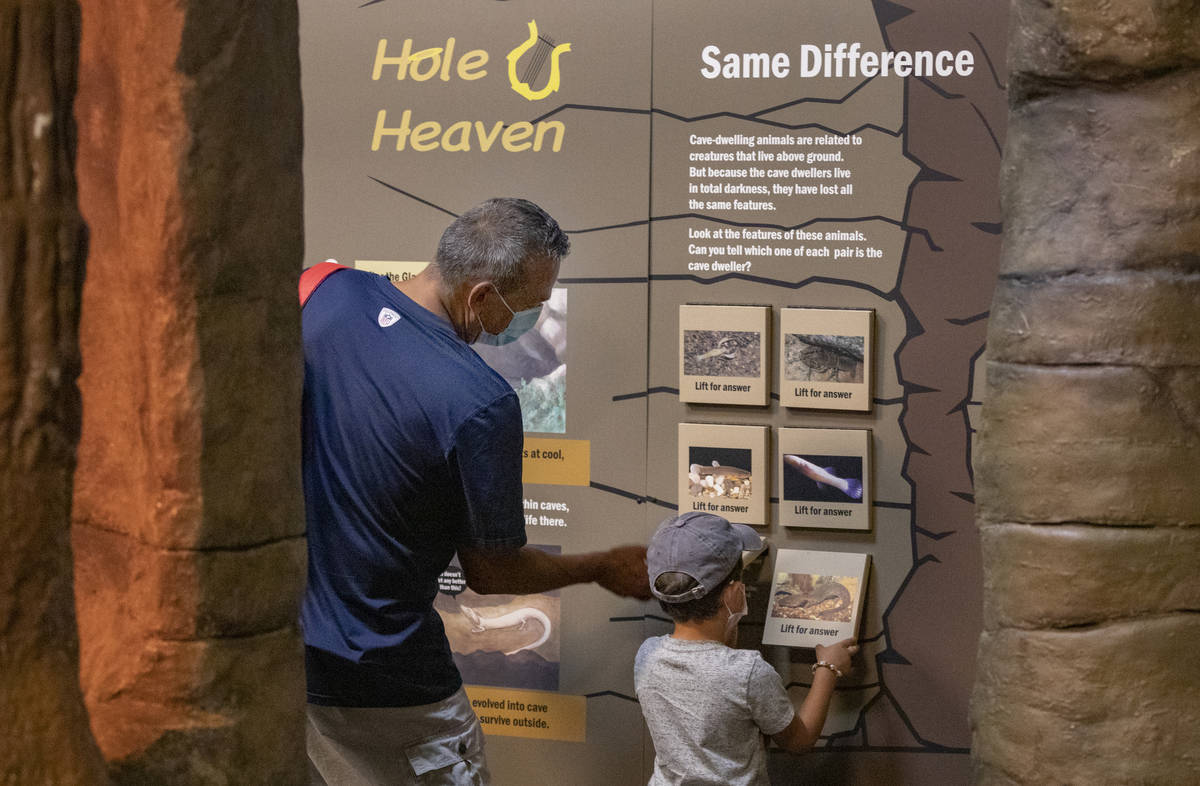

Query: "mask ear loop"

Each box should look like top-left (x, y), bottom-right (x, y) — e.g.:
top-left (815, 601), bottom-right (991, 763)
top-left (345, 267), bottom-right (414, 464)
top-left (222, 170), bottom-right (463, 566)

top-left (723, 580), bottom-right (748, 646)
top-left (468, 282), bottom-right (507, 338)
top-left (723, 580), bottom-right (746, 615)
top-left (492, 287), bottom-right (518, 319)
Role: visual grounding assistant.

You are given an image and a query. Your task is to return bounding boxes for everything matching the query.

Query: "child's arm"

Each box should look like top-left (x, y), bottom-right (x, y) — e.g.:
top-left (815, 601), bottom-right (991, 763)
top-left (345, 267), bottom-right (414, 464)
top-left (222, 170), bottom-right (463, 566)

top-left (770, 638), bottom-right (857, 753)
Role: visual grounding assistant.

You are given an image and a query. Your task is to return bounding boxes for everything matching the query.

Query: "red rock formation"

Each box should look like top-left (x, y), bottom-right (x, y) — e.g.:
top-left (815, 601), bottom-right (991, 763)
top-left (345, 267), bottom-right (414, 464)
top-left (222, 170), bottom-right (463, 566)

top-left (71, 1), bottom-right (307, 781)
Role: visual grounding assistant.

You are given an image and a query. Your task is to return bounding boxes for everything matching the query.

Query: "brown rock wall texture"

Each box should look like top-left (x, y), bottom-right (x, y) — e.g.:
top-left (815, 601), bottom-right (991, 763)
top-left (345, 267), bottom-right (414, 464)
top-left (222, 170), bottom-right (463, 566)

top-left (973, 0), bottom-right (1200, 782)
top-left (0, 0), bottom-right (111, 782)
top-left (772, 3), bottom-right (1008, 781)
top-left (852, 0), bottom-right (1006, 768)
top-left (71, 0), bottom-right (307, 782)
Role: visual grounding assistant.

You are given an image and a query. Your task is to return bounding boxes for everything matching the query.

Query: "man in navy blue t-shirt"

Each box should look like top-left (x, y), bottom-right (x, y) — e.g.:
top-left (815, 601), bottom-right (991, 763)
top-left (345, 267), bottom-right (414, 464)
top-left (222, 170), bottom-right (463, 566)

top-left (302, 198), bottom-right (650, 784)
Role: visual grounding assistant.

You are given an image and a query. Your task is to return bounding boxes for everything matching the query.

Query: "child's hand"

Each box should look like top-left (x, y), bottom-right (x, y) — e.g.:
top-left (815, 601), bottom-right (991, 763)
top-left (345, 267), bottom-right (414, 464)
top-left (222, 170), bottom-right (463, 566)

top-left (776, 637), bottom-right (861, 752)
top-left (814, 638), bottom-right (858, 675)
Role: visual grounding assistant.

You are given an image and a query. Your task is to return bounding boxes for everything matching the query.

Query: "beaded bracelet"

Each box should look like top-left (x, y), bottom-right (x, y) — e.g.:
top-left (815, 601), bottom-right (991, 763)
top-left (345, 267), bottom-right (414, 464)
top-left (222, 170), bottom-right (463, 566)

top-left (811, 660), bottom-right (843, 679)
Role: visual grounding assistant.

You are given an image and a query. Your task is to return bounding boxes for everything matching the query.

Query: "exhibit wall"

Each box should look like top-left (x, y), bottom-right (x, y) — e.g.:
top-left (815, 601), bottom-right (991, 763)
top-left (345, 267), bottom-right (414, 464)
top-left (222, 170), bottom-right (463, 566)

top-left (300, 0), bottom-right (1006, 783)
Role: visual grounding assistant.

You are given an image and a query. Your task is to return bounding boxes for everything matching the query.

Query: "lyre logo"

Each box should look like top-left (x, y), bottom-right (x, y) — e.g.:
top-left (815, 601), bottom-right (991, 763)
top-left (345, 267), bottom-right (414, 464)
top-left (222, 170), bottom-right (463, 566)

top-left (506, 20), bottom-right (571, 101)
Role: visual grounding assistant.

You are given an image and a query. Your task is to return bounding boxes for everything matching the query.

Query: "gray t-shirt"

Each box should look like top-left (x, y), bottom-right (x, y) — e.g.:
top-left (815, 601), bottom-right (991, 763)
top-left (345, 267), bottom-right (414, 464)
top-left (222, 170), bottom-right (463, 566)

top-left (634, 635), bottom-right (795, 786)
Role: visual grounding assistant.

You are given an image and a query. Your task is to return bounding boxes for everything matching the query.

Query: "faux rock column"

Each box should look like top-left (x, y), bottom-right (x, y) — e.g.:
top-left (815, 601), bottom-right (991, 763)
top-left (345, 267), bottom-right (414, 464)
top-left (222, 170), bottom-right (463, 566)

top-left (71, 1), bottom-right (307, 782)
top-left (0, 1), bottom-right (110, 782)
top-left (972, 1), bottom-right (1200, 783)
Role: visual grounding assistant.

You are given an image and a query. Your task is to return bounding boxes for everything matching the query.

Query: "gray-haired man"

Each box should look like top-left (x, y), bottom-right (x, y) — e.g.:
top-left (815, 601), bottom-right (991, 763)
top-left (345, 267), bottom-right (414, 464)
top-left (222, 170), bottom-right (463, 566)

top-left (302, 198), bottom-right (649, 784)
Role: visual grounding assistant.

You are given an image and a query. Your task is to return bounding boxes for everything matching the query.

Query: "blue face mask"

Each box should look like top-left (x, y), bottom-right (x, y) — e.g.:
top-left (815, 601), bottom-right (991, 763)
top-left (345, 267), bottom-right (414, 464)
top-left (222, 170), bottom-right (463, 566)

top-left (475, 288), bottom-right (542, 346)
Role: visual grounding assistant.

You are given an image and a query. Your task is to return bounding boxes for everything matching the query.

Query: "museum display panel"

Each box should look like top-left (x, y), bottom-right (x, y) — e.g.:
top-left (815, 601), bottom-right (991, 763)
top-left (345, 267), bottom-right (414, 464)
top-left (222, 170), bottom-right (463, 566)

top-left (763, 549), bottom-right (871, 649)
top-left (300, 0), bottom-right (1006, 782)
top-left (778, 427), bottom-right (873, 530)
top-left (677, 422), bottom-right (770, 525)
top-left (679, 304), bottom-right (772, 406)
top-left (779, 307), bottom-right (874, 411)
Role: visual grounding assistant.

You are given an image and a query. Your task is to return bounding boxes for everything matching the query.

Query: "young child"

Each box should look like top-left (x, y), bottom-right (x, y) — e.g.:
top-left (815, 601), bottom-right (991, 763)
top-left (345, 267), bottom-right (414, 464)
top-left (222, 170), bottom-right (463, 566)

top-left (635, 512), bottom-right (858, 786)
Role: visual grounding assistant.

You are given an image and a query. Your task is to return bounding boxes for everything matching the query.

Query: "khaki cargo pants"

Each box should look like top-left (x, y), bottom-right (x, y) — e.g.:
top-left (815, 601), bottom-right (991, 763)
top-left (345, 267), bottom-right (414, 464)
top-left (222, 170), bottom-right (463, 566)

top-left (307, 688), bottom-right (490, 785)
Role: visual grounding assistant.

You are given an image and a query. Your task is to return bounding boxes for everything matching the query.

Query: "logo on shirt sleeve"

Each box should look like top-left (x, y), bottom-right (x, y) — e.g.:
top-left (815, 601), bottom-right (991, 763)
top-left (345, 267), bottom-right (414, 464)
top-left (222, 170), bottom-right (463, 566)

top-left (378, 307), bottom-right (401, 328)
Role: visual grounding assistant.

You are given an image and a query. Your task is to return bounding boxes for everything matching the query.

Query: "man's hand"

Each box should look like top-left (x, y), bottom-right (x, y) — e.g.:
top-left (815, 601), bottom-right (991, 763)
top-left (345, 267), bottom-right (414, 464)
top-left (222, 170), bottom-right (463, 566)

top-left (814, 637), bottom-right (858, 675)
top-left (595, 544), bottom-right (651, 600)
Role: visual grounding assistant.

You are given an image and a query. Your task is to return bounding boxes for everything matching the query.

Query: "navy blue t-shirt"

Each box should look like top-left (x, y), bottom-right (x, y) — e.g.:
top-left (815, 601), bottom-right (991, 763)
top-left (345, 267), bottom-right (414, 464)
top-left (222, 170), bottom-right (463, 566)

top-left (300, 269), bottom-right (527, 707)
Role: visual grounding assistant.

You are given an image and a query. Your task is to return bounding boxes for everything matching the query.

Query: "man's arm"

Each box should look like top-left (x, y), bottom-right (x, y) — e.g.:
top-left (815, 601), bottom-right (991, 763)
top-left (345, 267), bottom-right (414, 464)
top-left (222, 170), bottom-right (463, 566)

top-left (451, 394), bottom-right (650, 600)
top-left (458, 544), bottom-right (651, 599)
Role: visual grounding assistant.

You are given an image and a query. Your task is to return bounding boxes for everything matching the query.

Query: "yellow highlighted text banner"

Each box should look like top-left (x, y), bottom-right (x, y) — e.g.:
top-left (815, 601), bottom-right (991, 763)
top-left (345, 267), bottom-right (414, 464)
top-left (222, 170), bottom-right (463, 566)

top-left (464, 685), bottom-right (586, 742)
top-left (523, 438), bottom-right (590, 486)
top-left (355, 260), bottom-right (429, 282)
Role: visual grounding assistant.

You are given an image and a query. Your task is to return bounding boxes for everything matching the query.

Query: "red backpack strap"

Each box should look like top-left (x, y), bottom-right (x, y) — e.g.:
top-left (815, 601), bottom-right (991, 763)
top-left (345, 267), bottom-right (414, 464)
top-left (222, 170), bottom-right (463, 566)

top-left (299, 261), bottom-right (349, 307)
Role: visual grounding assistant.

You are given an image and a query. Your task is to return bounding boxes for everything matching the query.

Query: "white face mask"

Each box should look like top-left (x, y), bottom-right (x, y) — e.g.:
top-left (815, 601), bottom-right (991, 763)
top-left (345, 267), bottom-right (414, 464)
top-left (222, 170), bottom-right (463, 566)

top-left (724, 582), bottom-right (748, 643)
top-left (475, 287), bottom-right (542, 346)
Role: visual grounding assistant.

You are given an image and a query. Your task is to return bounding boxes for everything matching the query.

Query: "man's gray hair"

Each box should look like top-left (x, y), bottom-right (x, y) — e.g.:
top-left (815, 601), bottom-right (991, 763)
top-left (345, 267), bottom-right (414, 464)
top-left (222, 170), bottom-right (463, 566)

top-left (434, 198), bottom-right (570, 292)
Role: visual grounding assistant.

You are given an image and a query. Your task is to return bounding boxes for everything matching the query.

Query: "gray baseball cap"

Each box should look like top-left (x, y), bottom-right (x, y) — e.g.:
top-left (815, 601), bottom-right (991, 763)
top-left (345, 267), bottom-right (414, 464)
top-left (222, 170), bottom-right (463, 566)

top-left (647, 512), bottom-right (763, 603)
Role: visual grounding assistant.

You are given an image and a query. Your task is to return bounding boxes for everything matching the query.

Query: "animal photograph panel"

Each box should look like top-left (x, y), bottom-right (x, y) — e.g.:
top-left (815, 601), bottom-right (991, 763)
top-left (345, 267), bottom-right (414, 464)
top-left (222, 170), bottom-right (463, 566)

top-left (678, 422), bottom-right (769, 525)
top-left (762, 549), bottom-right (871, 649)
top-left (779, 307), bottom-right (874, 411)
top-left (777, 427), bottom-right (871, 530)
top-left (679, 304), bottom-right (770, 406)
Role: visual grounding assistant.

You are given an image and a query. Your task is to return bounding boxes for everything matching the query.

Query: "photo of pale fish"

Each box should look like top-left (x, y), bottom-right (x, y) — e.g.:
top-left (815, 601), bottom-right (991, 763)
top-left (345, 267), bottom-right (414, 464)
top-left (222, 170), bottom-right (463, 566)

top-left (784, 454), bottom-right (863, 500)
top-left (688, 460), bottom-right (752, 499)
